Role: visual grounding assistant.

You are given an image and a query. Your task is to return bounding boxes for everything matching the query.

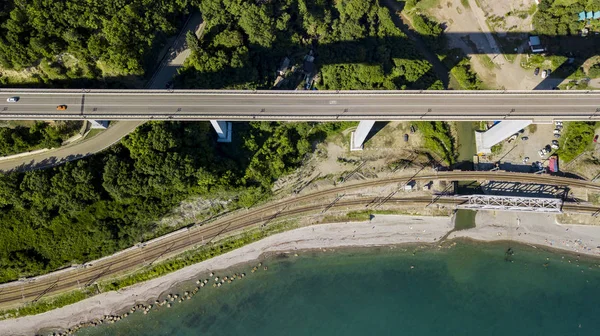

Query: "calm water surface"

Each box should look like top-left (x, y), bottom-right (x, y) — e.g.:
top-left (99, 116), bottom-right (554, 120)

top-left (76, 241), bottom-right (600, 336)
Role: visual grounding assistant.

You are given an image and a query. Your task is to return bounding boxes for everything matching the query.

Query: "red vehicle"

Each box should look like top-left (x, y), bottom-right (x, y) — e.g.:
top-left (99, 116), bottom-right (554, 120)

top-left (548, 156), bottom-right (559, 173)
top-left (594, 135), bottom-right (599, 143)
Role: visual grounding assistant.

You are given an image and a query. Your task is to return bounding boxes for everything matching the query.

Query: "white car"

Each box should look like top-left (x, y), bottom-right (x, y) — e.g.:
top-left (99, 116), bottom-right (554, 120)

top-left (538, 150), bottom-right (545, 157)
top-left (6, 97), bottom-right (19, 102)
top-left (553, 129), bottom-right (561, 134)
top-left (551, 144), bottom-right (559, 149)
top-left (541, 70), bottom-right (548, 78)
top-left (554, 120), bottom-right (563, 126)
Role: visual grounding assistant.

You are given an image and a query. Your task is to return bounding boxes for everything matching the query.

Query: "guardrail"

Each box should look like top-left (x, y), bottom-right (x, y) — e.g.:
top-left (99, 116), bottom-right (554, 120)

top-left (1, 89), bottom-right (600, 95)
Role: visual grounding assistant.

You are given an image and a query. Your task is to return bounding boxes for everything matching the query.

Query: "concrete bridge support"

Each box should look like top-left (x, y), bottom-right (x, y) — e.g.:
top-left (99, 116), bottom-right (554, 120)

top-left (210, 120), bottom-right (232, 142)
top-left (350, 120), bottom-right (376, 151)
top-left (475, 120), bottom-right (532, 154)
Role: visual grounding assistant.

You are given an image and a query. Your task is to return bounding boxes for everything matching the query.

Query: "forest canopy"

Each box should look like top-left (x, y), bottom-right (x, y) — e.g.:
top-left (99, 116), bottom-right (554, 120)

top-left (0, 0), bottom-right (191, 77)
top-left (0, 120), bottom-right (350, 283)
top-left (178, 0), bottom-right (442, 90)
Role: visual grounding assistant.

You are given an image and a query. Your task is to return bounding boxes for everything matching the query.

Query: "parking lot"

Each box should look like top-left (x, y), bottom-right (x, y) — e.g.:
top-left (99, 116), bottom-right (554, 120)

top-left (483, 122), bottom-right (562, 170)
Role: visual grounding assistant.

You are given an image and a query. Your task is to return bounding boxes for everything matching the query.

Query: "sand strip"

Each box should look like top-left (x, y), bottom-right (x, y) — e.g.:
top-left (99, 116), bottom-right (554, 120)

top-left (3, 212), bottom-right (600, 335)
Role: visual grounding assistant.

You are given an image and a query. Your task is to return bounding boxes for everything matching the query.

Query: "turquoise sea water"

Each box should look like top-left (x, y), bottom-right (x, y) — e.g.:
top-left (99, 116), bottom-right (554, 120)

top-left (76, 241), bottom-right (600, 336)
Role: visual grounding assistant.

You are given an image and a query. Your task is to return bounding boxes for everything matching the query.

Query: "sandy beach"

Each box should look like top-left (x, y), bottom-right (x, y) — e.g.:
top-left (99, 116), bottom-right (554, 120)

top-left (3, 211), bottom-right (600, 335)
top-left (450, 211), bottom-right (600, 257)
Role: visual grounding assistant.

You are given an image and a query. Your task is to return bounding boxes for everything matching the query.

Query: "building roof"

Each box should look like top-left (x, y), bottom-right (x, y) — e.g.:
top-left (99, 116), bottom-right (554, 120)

top-left (587, 11), bottom-right (594, 19)
top-left (579, 12), bottom-right (586, 21)
top-left (594, 11), bottom-right (600, 19)
top-left (529, 36), bottom-right (541, 45)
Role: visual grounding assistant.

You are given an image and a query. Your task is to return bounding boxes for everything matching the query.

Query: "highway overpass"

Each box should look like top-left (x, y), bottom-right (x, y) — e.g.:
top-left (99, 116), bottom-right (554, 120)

top-left (2, 89), bottom-right (599, 148)
top-left (1, 89), bottom-right (599, 121)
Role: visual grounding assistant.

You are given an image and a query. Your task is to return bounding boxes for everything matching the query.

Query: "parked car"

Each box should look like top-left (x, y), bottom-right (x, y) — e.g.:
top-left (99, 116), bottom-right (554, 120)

top-left (534, 67), bottom-right (540, 76)
top-left (538, 150), bottom-right (545, 157)
top-left (56, 105), bottom-right (67, 111)
top-left (553, 129), bottom-right (561, 134)
top-left (523, 157), bottom-right (530, 164)
top-left (6, 97), bottom-right (19, 102)
top-left (551, 144), bottom-right (559, 149)
top-left (547, 69), bottom-right (552, 77)
top-left (594, 135), bottom-right (599, 143)
top-left (541, 70), bottom-right (548, 78)
top-left (552, 140), bottom-right (559, 145)
top-left (545, 144), bottom-right (552, 152)
top-left (554, 121), bottom-right (563, 126)
top-left (554, 133), bottom-right (561, 138)
top-left (403, 134), bottom-right (409, 142)
top-left (410, 125), bottom-right (416, 133)
top-left (521, 136), bottom-right (529, 141)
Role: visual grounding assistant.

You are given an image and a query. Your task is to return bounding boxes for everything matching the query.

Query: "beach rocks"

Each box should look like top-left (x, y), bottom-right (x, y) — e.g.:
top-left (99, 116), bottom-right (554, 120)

top-left (47, 264), bottom-right (269, 336)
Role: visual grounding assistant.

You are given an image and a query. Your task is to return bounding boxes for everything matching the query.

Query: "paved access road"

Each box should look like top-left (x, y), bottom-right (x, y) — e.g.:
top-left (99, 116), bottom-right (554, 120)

top-left (0, 121), bottom-right (144, 172)
top-left (0, 90), bottom-right (599, 122)
top-left (1, 170), bottom-right (600, 309)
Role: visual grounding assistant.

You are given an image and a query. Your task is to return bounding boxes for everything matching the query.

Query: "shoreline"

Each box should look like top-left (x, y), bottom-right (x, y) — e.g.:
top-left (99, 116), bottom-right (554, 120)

top-left (2, 212), bottom-right (600, 335)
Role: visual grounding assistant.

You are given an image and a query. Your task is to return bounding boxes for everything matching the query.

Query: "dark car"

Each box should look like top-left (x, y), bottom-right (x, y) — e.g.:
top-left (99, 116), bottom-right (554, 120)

top-left (534, 67), bottom-right (540, 76)
top-left (594, 135), bottom-right (599, 143)
top-left (410, 125), bottom-right (416, 133)
top-left (404, 134), bottom-right (409, 142)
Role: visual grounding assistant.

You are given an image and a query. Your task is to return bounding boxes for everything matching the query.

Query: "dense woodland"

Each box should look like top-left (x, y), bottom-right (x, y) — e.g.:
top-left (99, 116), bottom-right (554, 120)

top-left (533, 0), bottom-right (599, 36)
top-left (0, 121), bottom-right (82, 156)
top-left (178, 0), bottom-right (443, 90)
top-left (0, 0), bottom-right (455, 282)
top-left (0, 0), bottom-right (191, 84)
top-left (0, 120), bottom-right (351, 282)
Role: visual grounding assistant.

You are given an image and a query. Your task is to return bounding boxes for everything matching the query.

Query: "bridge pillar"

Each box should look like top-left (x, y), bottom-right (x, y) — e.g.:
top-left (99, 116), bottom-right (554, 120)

top-left (350, 120), bottom-right (376, 151)
top-left (210, 120), bottom-right (232, 142)
top-left (90, 120), bottom-right (109, 129)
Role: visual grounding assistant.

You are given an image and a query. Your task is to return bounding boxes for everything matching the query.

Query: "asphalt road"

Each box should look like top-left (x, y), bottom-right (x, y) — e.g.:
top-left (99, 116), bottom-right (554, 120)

top-left (0, 121), bottom-right (144, 172)
top-left (1, 91), bottom-right (600, 121)
top-left (1, 171), bottom-right (600, 309)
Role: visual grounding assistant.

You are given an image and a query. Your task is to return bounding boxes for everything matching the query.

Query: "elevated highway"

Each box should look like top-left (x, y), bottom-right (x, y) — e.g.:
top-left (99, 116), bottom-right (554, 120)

top-left (0, 89), bottom-right (599, 122)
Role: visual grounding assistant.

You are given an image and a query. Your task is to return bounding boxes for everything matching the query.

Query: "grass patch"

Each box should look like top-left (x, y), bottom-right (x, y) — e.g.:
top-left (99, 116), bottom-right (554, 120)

top-left (415, 0), bottom-right (442, 11)
top-left (478, 54), bottom-right (497, 70)
top-left (460, 0), bottom-right (470, 8)
top-left (322, 209), bottom-right (450, 223)
top-left (0, 288), bottom-right (93, 320)
top-left (528, 124), bottom-right (538, 134)
top-left (556, 122), bottom-right (597, 163)
top-left (84, 128), bottom-right (105, 139)
top-left (450, 59), bottom-right (483, 90)
top-left (412, 121), bottom-right (456, 165)
top-left (491, 142), bottom-right (503, 155)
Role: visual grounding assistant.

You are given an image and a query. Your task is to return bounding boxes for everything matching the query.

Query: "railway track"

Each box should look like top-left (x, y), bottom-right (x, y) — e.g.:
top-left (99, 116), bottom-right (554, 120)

top-left (1, 171), bottom-right (599, 308)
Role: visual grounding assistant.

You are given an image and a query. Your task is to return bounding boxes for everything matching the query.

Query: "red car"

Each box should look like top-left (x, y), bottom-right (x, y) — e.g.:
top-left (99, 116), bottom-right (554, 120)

top-left (594, 135), bottom-right (599, 143)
